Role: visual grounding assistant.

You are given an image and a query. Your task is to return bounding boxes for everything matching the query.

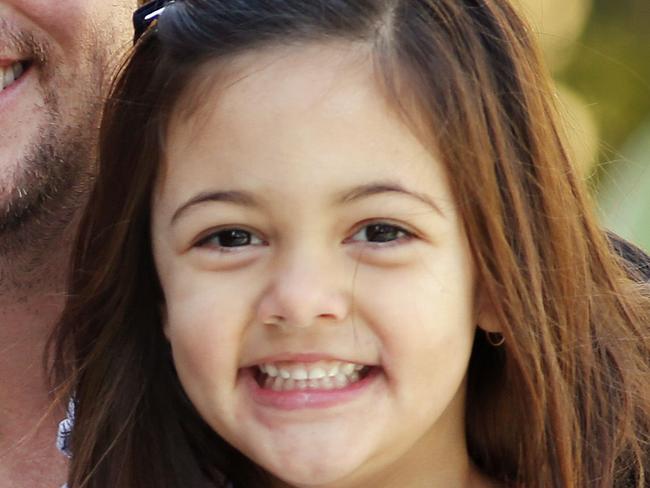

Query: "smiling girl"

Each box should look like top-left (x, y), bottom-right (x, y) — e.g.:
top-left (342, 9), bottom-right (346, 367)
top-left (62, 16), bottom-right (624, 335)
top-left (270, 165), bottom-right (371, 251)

top-left (52, 1), bottom-right (650, 487)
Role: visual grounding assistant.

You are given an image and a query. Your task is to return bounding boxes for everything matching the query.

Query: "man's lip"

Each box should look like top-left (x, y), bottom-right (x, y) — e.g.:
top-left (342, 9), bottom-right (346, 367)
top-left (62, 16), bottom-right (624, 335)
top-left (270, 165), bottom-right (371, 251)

top-left (0, 58), bottom-right (30, 68)
top-left (242, 353), bottom-right (377, 368)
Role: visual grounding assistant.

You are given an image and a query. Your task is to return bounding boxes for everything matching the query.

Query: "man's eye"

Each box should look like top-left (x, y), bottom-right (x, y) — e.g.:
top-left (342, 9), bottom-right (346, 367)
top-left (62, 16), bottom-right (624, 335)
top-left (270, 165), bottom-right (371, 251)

top-left (350, 223), bottom-right (411, 244)
top-left (197, 228), bottom-right (263, 248)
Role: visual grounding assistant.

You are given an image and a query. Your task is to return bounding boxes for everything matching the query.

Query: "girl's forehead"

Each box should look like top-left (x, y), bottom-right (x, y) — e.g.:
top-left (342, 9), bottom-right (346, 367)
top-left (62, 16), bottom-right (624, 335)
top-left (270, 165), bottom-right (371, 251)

top-left (157, 41), bottom-right (456, 217)
top-left (170, 41), bottom-right (380, 131)
top-left (167, 41), bottom-right (426, 163)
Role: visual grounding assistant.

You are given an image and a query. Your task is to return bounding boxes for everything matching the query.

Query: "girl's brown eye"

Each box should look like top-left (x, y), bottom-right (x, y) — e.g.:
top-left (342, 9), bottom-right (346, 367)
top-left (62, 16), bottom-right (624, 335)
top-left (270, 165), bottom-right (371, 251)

top-left (197, 228), bottom-right (262, 248)
top-left (350, 223), bottom-right (411, 244)
top-left (365, 224), bottom-right (402, 242)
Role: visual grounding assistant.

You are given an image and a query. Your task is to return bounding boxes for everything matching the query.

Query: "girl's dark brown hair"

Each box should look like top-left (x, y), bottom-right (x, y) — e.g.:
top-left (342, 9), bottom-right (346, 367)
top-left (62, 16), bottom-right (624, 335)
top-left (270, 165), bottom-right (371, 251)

top-left (51, 1), bottom-right (650, 486)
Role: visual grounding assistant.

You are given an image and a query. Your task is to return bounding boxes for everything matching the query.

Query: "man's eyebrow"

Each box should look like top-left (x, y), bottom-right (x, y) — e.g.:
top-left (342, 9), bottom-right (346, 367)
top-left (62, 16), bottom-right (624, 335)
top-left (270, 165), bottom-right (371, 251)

top-left (170, 190), bottom-right (258, 225)
top-left (337, 182), bottom-right (445, 217)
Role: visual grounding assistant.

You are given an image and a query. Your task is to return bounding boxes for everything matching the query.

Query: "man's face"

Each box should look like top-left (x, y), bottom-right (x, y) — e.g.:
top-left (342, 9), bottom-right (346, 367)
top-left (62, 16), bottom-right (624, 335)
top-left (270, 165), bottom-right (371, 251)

top-left (0, 0), bottom-right (133, 247)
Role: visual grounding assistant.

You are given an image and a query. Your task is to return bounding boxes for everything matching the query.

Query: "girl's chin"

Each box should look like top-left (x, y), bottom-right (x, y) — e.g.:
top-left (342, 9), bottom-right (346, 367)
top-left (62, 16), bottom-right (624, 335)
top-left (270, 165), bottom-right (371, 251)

top-left (237, 419), bottom-right (384, 487)
top-left (257, 450), bottom-right (369, 488)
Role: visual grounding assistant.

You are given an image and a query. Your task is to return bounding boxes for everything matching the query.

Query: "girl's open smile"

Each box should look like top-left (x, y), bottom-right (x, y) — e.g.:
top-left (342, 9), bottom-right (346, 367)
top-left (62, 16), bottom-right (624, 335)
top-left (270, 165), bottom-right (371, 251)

top-left (243, 356), bottom-right (380, 410)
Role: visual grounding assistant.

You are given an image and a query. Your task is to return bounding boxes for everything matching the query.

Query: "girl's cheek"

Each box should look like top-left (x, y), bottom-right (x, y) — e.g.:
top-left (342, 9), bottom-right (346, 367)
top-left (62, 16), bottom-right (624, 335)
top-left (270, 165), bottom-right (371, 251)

top-left (165, 289), bottom-right (246, 361)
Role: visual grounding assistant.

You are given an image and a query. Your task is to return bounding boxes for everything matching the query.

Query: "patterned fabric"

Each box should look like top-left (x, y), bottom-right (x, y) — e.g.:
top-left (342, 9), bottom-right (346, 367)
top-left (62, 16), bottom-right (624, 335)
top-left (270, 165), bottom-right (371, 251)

top-left (56, 398), bottom-right (74, 459)
top-left (57, 398), bottom-right (74, 488)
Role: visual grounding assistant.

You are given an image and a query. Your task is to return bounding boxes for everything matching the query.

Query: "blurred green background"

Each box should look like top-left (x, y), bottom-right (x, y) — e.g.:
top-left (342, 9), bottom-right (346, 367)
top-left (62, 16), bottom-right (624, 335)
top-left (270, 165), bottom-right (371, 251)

top-left (516, 0), bottom-right (650, 252)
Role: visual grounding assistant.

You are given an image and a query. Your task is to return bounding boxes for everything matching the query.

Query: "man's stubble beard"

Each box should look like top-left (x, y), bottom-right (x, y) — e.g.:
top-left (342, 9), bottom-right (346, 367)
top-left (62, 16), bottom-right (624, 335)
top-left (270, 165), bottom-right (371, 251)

top-left (0, 40), bottom-right (108, 293)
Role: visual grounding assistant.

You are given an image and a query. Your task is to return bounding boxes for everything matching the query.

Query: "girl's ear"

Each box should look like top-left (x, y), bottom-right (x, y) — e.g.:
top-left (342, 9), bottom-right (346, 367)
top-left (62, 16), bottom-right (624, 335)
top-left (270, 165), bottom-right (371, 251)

top-left (475, 287), bottom-right (502, 334)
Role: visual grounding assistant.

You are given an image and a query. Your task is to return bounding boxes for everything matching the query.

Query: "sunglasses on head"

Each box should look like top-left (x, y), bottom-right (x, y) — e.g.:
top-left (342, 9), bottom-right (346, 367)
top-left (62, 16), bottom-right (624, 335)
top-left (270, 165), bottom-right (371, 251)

top-left (133, 0), bottom-right (175, 43)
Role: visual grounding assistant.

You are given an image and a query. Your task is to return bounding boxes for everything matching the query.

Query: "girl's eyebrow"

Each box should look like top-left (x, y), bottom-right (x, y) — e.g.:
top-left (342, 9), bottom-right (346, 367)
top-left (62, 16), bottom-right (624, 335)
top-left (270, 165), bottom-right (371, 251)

top-left (336, 182), bottom-right (446, 218)
top-left (170, 182), bottom-right (445, 226)
top-left (170, 190), bottom-right (259, 225)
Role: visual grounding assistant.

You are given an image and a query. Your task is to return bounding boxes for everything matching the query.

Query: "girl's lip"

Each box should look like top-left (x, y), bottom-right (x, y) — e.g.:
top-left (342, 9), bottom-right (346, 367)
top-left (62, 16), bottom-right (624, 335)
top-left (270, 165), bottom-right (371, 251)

top-left (245, 352), bottom-right (376, 367)
top-left (242, 353), bottom-right (375, 368)
top-left (242, 366), bottom-right (382, 411)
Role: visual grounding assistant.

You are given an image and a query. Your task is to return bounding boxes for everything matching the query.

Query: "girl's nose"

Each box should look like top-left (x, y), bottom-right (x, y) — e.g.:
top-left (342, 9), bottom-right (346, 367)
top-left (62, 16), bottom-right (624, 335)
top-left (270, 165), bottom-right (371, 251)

top-left (255, 252), bottom-right (351, 330)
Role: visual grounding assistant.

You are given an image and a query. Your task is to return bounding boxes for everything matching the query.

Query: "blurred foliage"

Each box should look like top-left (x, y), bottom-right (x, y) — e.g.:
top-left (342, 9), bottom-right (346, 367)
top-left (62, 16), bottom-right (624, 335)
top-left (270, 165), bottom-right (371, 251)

top-left (599, 120), bottom-right (650, 248)
top-left (519, 0), bottom-right (650, 250)
top-left (557, 0), bottom-right (650, 171)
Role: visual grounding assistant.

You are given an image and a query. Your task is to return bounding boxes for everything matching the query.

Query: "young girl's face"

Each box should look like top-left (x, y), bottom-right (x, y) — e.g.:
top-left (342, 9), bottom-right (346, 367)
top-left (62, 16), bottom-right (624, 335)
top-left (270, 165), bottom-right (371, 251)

top-left (152, 43), bottom-right (482, 487)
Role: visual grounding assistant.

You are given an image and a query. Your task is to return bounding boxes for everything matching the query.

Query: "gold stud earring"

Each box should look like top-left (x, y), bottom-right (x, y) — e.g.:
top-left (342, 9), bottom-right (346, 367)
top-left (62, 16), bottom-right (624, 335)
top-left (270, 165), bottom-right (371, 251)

top-left (485, 331), bottom-right (505, 347)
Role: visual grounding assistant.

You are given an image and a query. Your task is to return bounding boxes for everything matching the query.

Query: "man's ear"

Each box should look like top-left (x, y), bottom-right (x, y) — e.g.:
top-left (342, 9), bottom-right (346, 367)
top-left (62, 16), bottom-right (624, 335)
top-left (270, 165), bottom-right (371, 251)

top-left (476, 287), bottom-right (502, 334)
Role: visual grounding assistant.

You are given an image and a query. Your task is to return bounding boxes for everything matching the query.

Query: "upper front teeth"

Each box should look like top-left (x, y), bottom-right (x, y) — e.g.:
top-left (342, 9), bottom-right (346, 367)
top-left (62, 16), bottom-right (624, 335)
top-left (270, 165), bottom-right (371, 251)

top-left (259, 360), bottom-right (364, 380)
top-left (1, 61), bottom-right (25, 91)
